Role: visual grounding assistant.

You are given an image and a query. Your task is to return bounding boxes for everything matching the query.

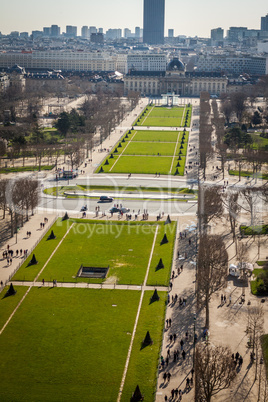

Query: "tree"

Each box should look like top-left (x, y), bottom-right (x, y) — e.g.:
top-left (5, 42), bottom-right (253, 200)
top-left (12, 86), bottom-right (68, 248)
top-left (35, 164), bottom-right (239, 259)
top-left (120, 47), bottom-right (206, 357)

top-left (195, 344), bottom-right (236, 402)
top-left (230, 92), bottom-right (247, 123)
top-left (197, 235), bottom-right (228, 329)
top-left (54, 112), bottom-right (71, 137)
top-left (221, 99), bottom-right (233, 125)
top-left (198, 185), bottom-right (223, 234)
top-left (247, 305), bottom-right (264, 381)
top-left (223, 190), bottom-right (241, 251)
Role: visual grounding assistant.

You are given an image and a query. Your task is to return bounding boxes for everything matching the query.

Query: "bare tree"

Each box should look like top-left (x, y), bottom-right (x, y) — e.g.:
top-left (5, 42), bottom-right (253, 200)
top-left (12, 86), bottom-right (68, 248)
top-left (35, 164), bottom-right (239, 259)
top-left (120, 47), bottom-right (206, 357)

top-left (224, 190), bottom-right (241, 251)
top-left (247, 305), bottom-right (264, 381)
top-left (198, 185), bottom-right (223, 234)
top-left (197, 234), bottom-right (228, 329)
top-left (195, 344), bottom-right (237, 402)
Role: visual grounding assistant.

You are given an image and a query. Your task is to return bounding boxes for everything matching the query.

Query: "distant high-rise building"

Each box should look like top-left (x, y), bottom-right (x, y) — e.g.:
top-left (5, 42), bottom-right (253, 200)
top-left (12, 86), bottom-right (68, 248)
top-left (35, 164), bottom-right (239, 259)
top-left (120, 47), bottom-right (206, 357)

top-left (81, 26), bottom-right (89, 39)
top-left (10, 31), bottom-right (19, 38)
top-left (168, 29), bottom-right (174, 38)
top-left (20, 32), bottom-right (29, 39)
top-left (51, 25), bottom-right (60, 37)
top-left (143, 0), bottom-right (165, 44)
top-left (98, 28), bottom-right (103, 34)
top-left (105, 29), bottom-right (122, 40)
top-left (91, 33), bottom-right (104, 44)
top-left (32, 30), bottom-right (43, 39)
top-left (135, 27), bottom-right (141, 38)
top-left (43, 27), bottom-right (51, 37)
top-left (124, 28), bottom-right (131, 38)
top-left (211, 27), bottom-right (224, 42)
top-left (261, 14), bottom-right (268, 31)
top-left (66, 26), bottom-right (77, 38)
top-left (89, 26), bottom-right (97, 35)
top-left (227, 27), bottom-right (247, 42)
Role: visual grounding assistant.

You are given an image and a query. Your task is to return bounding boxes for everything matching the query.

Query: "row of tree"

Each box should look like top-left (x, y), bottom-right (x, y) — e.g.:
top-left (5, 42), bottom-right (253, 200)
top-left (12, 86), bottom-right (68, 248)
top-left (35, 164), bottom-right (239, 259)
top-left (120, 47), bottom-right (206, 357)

top-left (0, 178), bottom-right (39, 238)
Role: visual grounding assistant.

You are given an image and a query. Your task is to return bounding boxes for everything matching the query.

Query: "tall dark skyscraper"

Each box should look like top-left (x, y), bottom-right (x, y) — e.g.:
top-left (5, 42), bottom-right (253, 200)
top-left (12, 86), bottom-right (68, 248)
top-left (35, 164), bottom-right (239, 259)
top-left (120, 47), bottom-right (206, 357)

top-left (143, 0), bottom-right (165, 45)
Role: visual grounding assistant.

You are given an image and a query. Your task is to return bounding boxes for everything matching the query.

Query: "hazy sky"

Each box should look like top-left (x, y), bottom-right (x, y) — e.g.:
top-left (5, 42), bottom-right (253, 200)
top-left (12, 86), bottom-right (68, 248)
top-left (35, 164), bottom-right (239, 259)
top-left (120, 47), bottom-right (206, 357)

top-left (1, 0), bottom-right (267, 37)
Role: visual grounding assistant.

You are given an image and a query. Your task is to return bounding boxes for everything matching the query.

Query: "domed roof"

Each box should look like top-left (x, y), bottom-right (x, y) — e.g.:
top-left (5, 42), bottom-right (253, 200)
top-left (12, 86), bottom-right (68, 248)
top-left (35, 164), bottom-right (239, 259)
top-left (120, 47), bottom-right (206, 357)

top-left (167, 58), bottom-right (185, 72)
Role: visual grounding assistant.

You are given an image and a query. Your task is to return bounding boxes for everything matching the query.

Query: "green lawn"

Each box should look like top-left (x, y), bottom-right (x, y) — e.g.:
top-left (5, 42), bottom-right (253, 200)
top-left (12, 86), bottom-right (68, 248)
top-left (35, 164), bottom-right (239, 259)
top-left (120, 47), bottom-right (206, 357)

top-left (12, 219), bottom-right (69, 282)
top-left (135, 106), bottom-right (191, 127)
top-left (124, 142), bottom-right (176, 156)
top-left (0, 287), bottom-right (140, 402)
top-left (38, 222), bottom-right (157, 285)
top-left (108, 155), bottom-right (173, 175)
top-left (122, 291), bottom-right (166, 401)
top-left (133, 131), bottom-right (181, 142)
top-left (0, 165), bottom-right (54, 174)
top-left (147, 222), bottom-right (177, 286)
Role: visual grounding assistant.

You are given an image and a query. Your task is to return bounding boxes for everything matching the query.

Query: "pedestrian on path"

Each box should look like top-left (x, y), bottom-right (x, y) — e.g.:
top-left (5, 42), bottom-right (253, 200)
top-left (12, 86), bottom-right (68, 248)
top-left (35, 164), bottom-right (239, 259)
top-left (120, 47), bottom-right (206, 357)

top-left (180, 339), bottom-right (184, 350)
top-left (182, 350), bottom-right (186, 360)
top-left (169, 318), bottom-right (172, 327)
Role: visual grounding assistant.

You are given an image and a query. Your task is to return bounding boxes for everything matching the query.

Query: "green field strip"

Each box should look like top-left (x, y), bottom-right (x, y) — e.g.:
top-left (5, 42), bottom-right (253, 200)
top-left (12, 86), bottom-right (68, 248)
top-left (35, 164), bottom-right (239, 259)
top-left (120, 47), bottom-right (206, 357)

top-left (12, 219), bottom-right (70, 282)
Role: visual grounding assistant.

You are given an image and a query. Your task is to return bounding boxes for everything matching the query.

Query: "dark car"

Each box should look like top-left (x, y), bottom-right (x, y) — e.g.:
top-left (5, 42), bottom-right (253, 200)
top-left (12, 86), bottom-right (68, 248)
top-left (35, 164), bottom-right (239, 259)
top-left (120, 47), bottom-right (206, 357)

top-left (98, 196), bottom-right (113, 203)
top-left (80, 205), bottom-right (88, 211)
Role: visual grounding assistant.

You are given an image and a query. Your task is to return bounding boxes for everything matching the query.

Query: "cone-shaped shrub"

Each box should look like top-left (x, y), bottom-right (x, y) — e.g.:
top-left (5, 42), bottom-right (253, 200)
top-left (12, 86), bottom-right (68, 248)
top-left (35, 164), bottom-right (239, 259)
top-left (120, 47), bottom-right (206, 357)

top-left (156, 258), bottom-right (164, 269)
top-left (47, 230), bottom-right (56, 240)
top-left (165, 215), bottom-right (172, 224)
top-left (142, 331), bottom-right (153, 347)
top-left (122, 138), bottom-right (125, 143)
top-left (151, 289), bottom-right (160, 302)
top-left (130, 385), bottom-right (143, 402)
top-left (174, 168), bottom-right (179, 175)
top-left (118, 143), bottom-right (122, 148)
top-left (30, 254), bottom-right (37, 265)
top-left (5, 283), bottom-right (16, 297)
top-left (62, 212), bottom-right (69, 221)
top-left (109, 154), bottom-right (114, 159)
top-left (104, 159), bottom-right (109, 165)
top-left (161, 233), bottom-right (168, 244)
top-left (114, 148), bottom-right (118, 153)
top-left (176, 162), bottom-right (180, 167)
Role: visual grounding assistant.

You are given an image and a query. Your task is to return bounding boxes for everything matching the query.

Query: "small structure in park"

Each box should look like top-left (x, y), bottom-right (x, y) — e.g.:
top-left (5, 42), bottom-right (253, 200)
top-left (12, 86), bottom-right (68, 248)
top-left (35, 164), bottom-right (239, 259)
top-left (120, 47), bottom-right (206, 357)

top-left (28, 254), bottom-right (38, 266)
top-left (4, 283), bottom-right (16, 298)
top-left (62, 212), bottom-right (69, 221)
top-left (77, 265), bottom-right (109, 279)
top-left (47, 230), bottom-right (56, 240)
top-left (130, 385), bottom-right (144, 402)
top-left (161, 233), bottom-right (168, 245)
top-left (150, 289), bottom-right (160, 303)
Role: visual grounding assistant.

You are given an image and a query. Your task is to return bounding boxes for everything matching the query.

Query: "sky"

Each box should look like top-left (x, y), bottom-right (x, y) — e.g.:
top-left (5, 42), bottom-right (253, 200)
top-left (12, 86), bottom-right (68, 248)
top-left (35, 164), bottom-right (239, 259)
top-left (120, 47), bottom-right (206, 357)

top-left (0, 0), bottom-right (267, 38)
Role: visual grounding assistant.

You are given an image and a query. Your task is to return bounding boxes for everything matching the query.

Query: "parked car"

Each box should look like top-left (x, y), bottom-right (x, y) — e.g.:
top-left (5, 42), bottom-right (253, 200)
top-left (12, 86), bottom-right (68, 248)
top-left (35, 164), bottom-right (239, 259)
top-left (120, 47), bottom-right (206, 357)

top-left (98, 196), bottom-right (113, 203)
top-left (80, 205), bottom-right (88, 211)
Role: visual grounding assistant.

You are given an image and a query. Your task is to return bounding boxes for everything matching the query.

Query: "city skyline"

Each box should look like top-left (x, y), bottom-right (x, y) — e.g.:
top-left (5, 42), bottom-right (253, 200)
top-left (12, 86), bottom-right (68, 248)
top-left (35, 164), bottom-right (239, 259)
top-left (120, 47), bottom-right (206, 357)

top-left (0, 0), bottom-right (267, 37)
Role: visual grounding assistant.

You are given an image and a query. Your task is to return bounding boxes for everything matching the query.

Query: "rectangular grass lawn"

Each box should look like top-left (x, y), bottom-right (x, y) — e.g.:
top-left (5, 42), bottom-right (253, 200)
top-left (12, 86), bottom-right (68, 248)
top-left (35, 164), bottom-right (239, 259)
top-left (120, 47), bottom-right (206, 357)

top-left (38, 222), bottom-right (156, 285)
top-left (149, 106), bottom-right (185, 118)
top-left (12, 219), bottom-right (69, 282)
top-left (0, 287), bottom-right (140, 402)
top-left (147, 222), bottom-right (177, 286)
top-left (122, 291), bottom-right (167, 401)
top-left (141, 116), bottom-right (182, 127)
top-left (133, 130), bottom-right (180, 142)
top-left (109, 155), bottom-right (173, 175)
top-left (123, 141), bottom-right (176, 156)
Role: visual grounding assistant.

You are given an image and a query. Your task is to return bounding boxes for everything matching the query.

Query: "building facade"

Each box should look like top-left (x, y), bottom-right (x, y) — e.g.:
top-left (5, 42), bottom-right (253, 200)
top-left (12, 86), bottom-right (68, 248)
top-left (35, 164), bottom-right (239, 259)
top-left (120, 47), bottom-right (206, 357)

top-left (127, 53), bottom-right (167, 72)
top-left (0, 51), bottom-right (127, 73)
top-left (196, 54), bottom-right (268, 76)
top-left (143, 0), bottom-right (165, 44)
top-left (124, 58), bottom-right (227, 97)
